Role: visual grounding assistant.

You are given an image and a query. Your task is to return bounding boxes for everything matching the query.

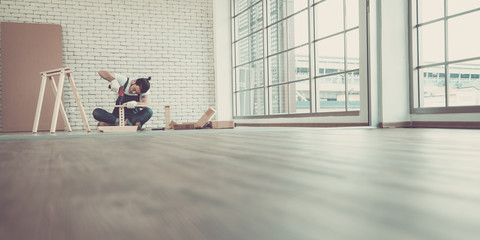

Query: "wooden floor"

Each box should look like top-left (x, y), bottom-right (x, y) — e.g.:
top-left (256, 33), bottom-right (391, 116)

top-left (0, 127), bottom-right (479, 240)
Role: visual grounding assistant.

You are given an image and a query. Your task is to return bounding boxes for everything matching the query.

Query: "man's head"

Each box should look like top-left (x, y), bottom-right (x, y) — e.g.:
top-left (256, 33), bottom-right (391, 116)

top-left (129, 77), bottom-right (151, 94)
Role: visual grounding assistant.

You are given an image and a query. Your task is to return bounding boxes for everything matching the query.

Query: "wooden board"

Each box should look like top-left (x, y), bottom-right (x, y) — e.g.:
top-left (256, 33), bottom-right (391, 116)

top-left (173, 123), bottom-right (195, 130)
top-left (194, 107), bottom-right (216, 128)
top-left (97, 126), bottom-right (137, 133)
top-left (210, 120), bottom-right (234, 129)
top-left (1, 22), bottom-right (64, 132)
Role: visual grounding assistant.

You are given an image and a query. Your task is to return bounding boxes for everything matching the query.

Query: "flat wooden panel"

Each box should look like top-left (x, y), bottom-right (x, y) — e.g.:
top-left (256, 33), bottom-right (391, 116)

top-left (1, 22), bottom-right (64, 132)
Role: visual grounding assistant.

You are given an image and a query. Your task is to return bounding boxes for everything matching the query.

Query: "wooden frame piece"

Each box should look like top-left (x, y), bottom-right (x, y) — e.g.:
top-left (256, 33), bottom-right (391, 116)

top-left (32, 67), bottom-right (91, 133)
top-left (194, 107), bottom-right (216, 128)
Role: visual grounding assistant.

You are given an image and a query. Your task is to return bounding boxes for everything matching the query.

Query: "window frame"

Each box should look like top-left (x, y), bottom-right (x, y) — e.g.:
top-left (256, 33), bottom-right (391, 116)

top-left (410, 0), bottom-right (480, 114)
top-left (232, 0), bottom-right (366, 119)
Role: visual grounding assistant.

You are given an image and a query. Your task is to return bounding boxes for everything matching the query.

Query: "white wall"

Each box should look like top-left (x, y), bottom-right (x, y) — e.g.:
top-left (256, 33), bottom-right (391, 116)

top-left (0, 0), bottom-right (215, 130)
top-left (213, 0), bottom-right (233, 121)
top-left (376, 0), bottom-right (411, 124)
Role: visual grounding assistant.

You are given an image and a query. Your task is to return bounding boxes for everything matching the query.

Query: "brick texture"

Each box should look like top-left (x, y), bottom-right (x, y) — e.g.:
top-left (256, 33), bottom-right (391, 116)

top-left (0, 0), bottom-right (215, 130)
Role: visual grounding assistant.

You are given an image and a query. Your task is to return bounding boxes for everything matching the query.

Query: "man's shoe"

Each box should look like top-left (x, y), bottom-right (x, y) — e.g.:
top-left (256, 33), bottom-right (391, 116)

top-left (98, 121), bottom-right (113, 126)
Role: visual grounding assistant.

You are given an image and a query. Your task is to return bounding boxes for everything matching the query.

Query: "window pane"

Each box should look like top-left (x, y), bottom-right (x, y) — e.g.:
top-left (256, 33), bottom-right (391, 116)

top-left (250, 2), bottom-right (263, 34)
top-left (420, 66), bottom-right (446, 107)
top-left (345, 0), bottom-right (359, 29)
top-left (236, 64), bottom-right (249, 91)
top-left (288, 10), bottom-right (309, 49)
top-left (316, 34), bottom-right (344, 76)
top-left (270, 85), bottom-right (288, 114)
top-left (268, 21), bottom-right (287, 55)
top-left (448, 11), bottom-right (480, 61)
top-left (316, 74), bottom-right (346, 112)
top-left (346, 29), bottom-right (359, 70)
top-left (448, 0), bottom-right (480, 16)
top-left (314, 0), bottom-right (344, 39)
top-left (235, 11), bottom-right (250, 40)
top-left (235, 0), bottom-right (250, 15)
top-left (413, 69), bottom-right (419, 108)
top-left (412, 27), bottom-right (418, 68)
top-left (253, 88), bottom-right (265, 115)
top-left (251, 60), bottom-right (264, 88)
top-left (269, 52), bottom-right (288, 84)
top-left (237, 60), bottom-right (264, 91)
top-left (347, 71), bottom-right (360, 111)
top-left (288, 0), bottom-right (308, 16)
top-left (288, 45), bottom-right (310, 81)
top-left (290, 80), bottom-right (311, 113)
top-left (236, 37), bottom-right (250, 66)
top-left (268, 0), bottom-right (286, 24)
top-left (236, 89), bottom-right (265, 116)
top-left (418, 21), bottom-right (444, 65)
top-left (418, 0), bottom-right (444, 23)
top-left (250, 31), bottom-right (264, 61)
top-left (448, 60), bottom-right (480, 106)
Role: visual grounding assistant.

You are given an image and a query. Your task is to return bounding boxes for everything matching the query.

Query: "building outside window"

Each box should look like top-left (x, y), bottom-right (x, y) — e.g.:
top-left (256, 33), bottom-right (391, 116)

top-left (232, 0), bottom-right (361, 117)
top-left (412, 0), bottom-right (480, 110)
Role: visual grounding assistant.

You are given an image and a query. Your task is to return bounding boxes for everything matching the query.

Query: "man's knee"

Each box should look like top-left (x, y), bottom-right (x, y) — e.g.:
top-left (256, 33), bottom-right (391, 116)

top-left (92, 108), bottom-right (103, 119)
top-left (146, 107), bottom-right (153, 117)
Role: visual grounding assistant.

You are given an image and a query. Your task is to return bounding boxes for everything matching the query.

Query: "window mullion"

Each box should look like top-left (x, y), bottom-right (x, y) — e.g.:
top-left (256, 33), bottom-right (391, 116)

top-left (444, 0), bottom-right (449, 107)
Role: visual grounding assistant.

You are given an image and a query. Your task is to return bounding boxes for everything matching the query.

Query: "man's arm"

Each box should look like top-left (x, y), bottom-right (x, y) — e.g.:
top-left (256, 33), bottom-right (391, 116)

top-left (98, 70), bottom-right (120, 93)
top-left (126, 95), bottom-right (149, 109)
top-left (98, 70), bottom-right (115, 82)
top-left (141, 95), bottom-right (150, 104)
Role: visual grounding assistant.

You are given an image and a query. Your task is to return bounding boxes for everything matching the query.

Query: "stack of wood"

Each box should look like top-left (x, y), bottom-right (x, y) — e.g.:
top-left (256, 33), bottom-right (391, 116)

top-left (170, 107), bottom-right (234, 130)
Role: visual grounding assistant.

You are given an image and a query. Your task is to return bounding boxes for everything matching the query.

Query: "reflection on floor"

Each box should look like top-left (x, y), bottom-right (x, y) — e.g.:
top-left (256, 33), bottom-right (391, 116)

top-left (1, 127), bottom-right (479, 240)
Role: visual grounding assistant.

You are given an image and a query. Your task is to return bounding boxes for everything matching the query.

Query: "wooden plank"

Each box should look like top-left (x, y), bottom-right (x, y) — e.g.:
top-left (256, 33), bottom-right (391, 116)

top-left (119, 108), bottom-right (125, 126)
top-left (210, 120), bottom-right (234, 129)
top-left (40, 67), bottom-right (72, 75)
top-left (50, 70), bottom-right (65, 133)
top-left (97, 126), bottom-right (137, 133)
top-left (49, 76), bottom-right (72, 132)
top-left (165, 106), bottom-right (171, 130)
top-left (195, 107), bottom-right (216, 128)
top-left (67, 73), bottom-right (91, 132)
top-left (32, 74), bottom-right (47, 133)
top-left (173, 123), bottom-right (195, 130)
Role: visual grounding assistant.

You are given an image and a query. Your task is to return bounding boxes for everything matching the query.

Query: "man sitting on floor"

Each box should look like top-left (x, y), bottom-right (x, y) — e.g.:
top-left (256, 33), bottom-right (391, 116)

top-left (93, 70), bottom-right (153, 129)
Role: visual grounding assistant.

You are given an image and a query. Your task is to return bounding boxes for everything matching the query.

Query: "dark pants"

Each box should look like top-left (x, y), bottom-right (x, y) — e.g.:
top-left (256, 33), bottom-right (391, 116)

top-left (93, 107), bottom-right (153, 127)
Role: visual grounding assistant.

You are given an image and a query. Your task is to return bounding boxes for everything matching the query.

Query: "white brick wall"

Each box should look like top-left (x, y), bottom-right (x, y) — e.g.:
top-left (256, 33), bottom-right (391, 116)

top-left (0, 0), bottom-right (215, 130)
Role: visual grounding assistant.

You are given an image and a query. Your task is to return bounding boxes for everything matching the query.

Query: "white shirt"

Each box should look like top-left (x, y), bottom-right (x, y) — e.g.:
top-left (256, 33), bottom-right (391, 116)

top-left (115, 73), bottom-right (151, 98)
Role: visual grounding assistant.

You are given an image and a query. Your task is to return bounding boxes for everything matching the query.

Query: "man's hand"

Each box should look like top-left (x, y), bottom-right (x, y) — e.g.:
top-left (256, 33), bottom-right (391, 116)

top-left (126, 101), bottom-right (137, 109)
top-left (110, 80), bottom-right (120, 93)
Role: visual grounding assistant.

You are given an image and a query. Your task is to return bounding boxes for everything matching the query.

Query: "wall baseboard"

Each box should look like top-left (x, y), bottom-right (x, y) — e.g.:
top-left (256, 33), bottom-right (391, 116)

top-left (411, 121), bottom-right (480, 129)
top-left (378, 121), bottom-right (412, 128)
top-left (236, 121), bottom-right (480, 129)
top-left (235, 123), bottom-right (369, 128)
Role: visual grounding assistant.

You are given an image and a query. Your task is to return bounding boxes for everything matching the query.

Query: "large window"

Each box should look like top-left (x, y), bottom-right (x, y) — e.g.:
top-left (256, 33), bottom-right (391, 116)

top-left (232, 0), bottom-right (362, 117)
top-left (412, 0), bottom-right (480, 111)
